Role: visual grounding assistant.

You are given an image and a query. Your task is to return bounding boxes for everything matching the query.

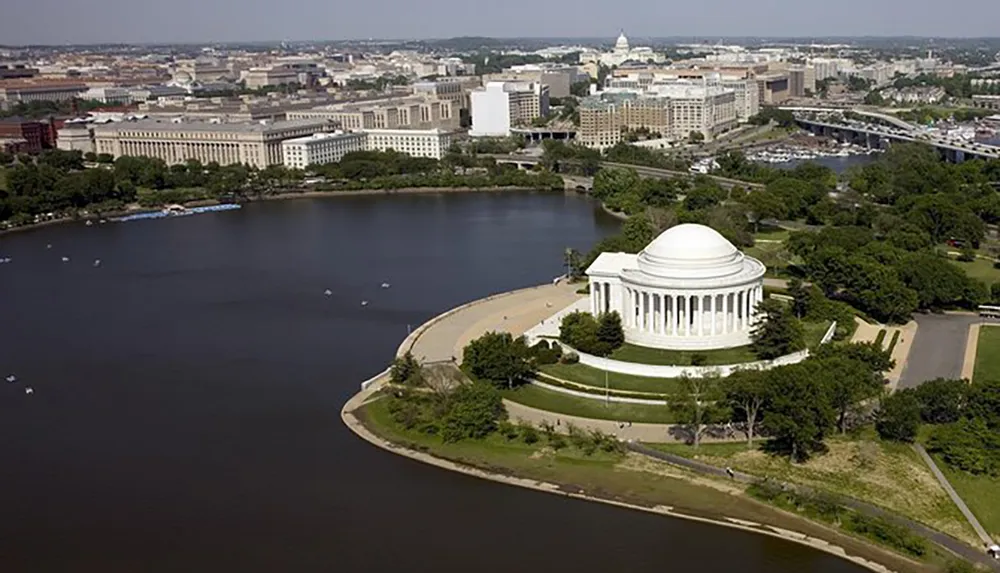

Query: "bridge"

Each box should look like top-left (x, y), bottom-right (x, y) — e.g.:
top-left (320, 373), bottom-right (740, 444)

top-left (488, 155), bottom-right (765, 190)
top-left (787, 110), bottom-right (1000, 162)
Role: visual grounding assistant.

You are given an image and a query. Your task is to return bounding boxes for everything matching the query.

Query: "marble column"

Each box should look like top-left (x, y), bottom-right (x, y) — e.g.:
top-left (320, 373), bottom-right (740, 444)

top-left (710, 294), bottom-right (716, 336)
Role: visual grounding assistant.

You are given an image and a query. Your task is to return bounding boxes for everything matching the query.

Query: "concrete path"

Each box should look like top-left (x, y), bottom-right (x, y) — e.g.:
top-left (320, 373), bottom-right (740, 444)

top-left (407, 282), bottom-right (582, 364)
top-left (505, 399), bottom-right (746, 444)
top-left (884, 321), bottom-right (917, 391)
top-left (962, 323), bottom-right (981, 381)
top-left (912, 443), bottom-right (996, 547)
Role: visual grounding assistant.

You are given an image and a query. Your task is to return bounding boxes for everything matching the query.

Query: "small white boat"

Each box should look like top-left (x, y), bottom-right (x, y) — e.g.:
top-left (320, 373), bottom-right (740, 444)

top-left (46, 244), bottom-right (52, 249)
top-left (5, 375), bottom-right (15, 383)
top-left (323, 289), bottom-right (332, 296)
top-left (99, 219), bottom-right (107, 224)
top-left (85, 220), bottom-right (93, 226)
top-left (24, 387), bottom-right (33, 395)
top-left (93, 259), bottom-right (101, 267)
top-left (380, 282), bottom-right (391, 289)
top-left (61, 256), bottom-right (70, 263)
top-left (361, 300), bottom-right (369, 307)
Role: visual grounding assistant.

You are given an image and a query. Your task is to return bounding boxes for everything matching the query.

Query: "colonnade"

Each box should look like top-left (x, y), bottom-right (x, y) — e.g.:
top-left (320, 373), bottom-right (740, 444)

top-left (591, 281), bottom-right (764, 337)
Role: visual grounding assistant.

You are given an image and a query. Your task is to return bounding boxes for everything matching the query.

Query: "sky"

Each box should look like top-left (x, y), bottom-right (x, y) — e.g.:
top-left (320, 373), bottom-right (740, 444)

top-left (2, 0), bottom-right (999, 46)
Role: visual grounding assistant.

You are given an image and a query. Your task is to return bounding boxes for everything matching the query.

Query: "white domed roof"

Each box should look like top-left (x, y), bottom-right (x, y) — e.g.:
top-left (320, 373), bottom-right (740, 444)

top-left (636, 224), bottom-right (747, 280)
top-left (614, 31), bottom-right (630, 51)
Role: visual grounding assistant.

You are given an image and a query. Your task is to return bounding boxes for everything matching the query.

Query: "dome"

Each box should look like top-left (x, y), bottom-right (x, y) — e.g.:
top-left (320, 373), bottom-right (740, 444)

top-left (614, 31), bottom-right (630, 52)
top-left (636, 224), bottom-right (746, 280)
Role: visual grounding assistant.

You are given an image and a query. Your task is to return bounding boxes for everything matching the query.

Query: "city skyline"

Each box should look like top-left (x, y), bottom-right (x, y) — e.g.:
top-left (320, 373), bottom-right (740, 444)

top-left (3, 0), bottom-right (1000, 46)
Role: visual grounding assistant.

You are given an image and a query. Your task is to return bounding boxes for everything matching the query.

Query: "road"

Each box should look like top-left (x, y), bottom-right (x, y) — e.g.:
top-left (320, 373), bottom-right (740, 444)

top-left (898, 313), bottom-right (984, 389)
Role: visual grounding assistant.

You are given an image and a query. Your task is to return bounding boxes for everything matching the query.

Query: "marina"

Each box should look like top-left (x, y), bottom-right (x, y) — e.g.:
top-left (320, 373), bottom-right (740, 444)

top-left (110, 203), bottom-right (242, 223)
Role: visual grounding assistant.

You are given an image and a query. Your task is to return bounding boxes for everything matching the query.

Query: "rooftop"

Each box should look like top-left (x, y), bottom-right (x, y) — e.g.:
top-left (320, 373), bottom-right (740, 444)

top-left (92, 117), bottom-right (336, 134)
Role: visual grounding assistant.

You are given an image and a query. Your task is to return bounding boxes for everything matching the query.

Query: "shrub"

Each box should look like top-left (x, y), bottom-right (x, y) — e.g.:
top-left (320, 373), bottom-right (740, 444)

top-left (560, 351), bottom-right (580, 364)
top-left (548, 433), bottom-right (567, 450)
top-left (497, 420), bottom-right (519, 441)
top-left (440, 382), bottom-right (507, 442)
top-left (519, 422), bottom-right (539, 444)
top-left (690, 353), bottom-right (707, 366)
top-left (530, 339), bottom-right (562, 365)
top-left (843, 513), bottom-right (927, 557)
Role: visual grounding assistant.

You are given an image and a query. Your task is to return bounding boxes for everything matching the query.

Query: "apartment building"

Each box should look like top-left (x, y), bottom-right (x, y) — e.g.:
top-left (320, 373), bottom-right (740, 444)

top-left (364, 128), bottom-right (454, 160)
top-left (287, 95), bottom-right (460, 130)
top-left (92, 118), bottom-right (338, 168)
top-left (281, 131), bottom-right (367, 169)
top-left (469, 81), bottom-right (549, 137)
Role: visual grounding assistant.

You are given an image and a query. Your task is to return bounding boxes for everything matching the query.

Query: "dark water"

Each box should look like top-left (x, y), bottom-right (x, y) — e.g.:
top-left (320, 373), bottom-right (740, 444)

top-left (0, 192), bottom-right (867, 573)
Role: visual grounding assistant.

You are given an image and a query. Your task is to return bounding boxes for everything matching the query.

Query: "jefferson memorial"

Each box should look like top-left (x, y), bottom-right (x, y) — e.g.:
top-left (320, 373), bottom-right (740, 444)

top-left (586, 224), bottom-right (766, 351)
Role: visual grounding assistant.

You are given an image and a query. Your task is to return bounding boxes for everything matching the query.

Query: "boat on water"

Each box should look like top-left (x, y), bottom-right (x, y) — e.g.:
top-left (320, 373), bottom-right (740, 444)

top-left (361, 300), bottom-right (369, 307)
top-left (5, 375), bottom-right (16, 383)
top-left (380, 282), bottom-right (391, 289)
top-left (111, 203), bottom-right (242, 223)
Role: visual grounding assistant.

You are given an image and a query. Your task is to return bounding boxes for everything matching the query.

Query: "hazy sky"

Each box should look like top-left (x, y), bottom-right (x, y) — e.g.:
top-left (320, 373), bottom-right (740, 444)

top-left (3, 0), bottom-right (999, 45)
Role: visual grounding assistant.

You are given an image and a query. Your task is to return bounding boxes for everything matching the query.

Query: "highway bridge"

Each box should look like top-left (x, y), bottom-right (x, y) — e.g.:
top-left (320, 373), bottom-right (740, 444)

top-left (786, 109), bottom-right (1000, 162)
top-left (488, 155), bottom-right (765, 190)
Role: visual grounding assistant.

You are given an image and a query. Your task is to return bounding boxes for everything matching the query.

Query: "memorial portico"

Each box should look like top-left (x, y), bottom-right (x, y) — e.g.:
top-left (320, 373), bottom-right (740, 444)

top-left (586, 224), bottom-right (766, 350)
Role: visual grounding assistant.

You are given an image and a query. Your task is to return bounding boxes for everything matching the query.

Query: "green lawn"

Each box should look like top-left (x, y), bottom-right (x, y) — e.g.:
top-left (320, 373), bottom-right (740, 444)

top-left (538, 362), bottom-right (681, 394)
top-left (950, 257), bottom-right (1000, 283)
top-left (753, 223), bottom-right (791, 242)
top-left (745, 241), bottom-right (801, 274)
top-left (933, 457), bottom-right (1000, 541)
top-left (803, 320), bottom-right (834, 349)
top-left (611, 342), bottom-right (757, 366)
top-left (973, 325), bottom-right (1000, 384)
top-left (645, 437), bottom-right (979, 546)
top-left (502, 384), bottom-right (678, 424)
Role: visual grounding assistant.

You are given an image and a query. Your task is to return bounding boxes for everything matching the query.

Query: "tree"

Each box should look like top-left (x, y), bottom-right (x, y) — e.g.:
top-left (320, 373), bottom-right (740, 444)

top-left (762, 363), bottom-right (836, 461)
top-left (559, 311), bottom-right (610, 356)
top-left (814, 350), bottom-right (887, 434)
top-left (670, 375), bottom-right (727, 449)
top-left (688, 130), bottom-right (705, 144)
top-left (725, 370), bottom-right (770, 446)
top-left (743, 190), bottom-right (788, 232)
top-left (750, 299), bottom-right (805, 360)
top-left (441, 382), bottom-right (507, 442)
top-left (563, 248), bottom-right (585, 280)
top-left (462, 331), bottom-right (535, 389)
top-left (595, 311), bottom-right (625, 351)
top-left (913, 378), bottom-right (968, 424)
top-left (788, 277), bottom-right (808, 318)
top-left (390, 351), bottom-right (423, 385)
top-left (876, 390), bottom-right (921, 442)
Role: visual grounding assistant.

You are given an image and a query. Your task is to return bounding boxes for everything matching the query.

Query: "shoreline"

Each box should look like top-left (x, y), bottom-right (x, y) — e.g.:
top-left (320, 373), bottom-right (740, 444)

top-left (340, 381), bottom-right (900, 573)
top-left (338, 284), bottom-right (960, 573)
top-left (0, 185), bottom-right (563, 237)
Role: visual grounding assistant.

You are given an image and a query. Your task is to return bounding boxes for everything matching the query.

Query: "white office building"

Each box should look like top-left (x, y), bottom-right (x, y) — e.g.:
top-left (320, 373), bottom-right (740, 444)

top-left (363, 128), bottom-right (454, 160)
top-left (281, 131), bottom-right (367, 169)
top-left (469, 81), bottom-right (549, 137)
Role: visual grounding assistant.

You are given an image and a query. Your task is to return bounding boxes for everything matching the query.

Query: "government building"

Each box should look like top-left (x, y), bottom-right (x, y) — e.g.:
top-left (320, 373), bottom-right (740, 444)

top-left (586, 224), bottom-right (765, 350)
top-left (92, 118), bottom-right (338, 168)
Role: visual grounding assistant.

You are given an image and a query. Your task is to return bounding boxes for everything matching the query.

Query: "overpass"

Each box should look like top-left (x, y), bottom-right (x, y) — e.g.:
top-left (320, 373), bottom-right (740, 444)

top-left (779, 106), bottom-right (917, 130)
top-left (789, 112), bottom-right (1000, 162)
top-left (488, 155), bottom-right (765, 190)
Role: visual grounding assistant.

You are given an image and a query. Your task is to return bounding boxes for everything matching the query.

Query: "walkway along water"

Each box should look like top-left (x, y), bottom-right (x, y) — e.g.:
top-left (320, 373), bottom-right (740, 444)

top-left (350, 280), bottom-right (999, 571)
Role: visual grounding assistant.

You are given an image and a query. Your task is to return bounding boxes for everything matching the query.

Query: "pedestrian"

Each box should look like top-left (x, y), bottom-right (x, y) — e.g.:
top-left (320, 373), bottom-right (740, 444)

top-left (725, 466), bottom-right (735, 479)
top-left (556, 419), bottom-right (561, 427)
top-left (627, 421), bottom-right (632, 428)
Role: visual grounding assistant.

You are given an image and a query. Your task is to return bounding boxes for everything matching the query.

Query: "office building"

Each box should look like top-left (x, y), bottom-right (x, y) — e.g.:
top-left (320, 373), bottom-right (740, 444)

top-left (469, 81), bottom-right (549, 137)
top-left (484, 63), bottom-right (583, 98)
top-left (0, 80), bottom-right (87, 103)
top-left (281, 131), bottom-right (367, 169)
top-left (788, 66), bottom-right (816, 97)
top-left (0, 118), bottom-right (58, 153)
top-left (364, 128), bottom-right (454, 160)
top-left (92, 118), bottom-right (338, 168)
top-left (81, 86), bottom-right (134, 105)
top-left (578, 83), bottom-right (737, 149)
top-left (754, 73), bottom-right (790, 104)
top-left (287, 95), bottom-right (459, 130)
top-left (973, 95), bottom-right (1000, 111)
